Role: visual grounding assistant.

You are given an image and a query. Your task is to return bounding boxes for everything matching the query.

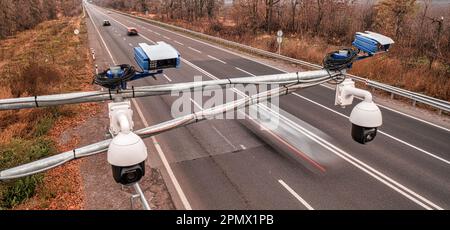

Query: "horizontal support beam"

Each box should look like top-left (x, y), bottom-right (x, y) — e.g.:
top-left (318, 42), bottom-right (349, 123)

top-left (0, 70), bottom-right (335, 111)
top-left (0, 81), bottom-right (322, 181)
top-left (110, 6), bottom-right (450, 113)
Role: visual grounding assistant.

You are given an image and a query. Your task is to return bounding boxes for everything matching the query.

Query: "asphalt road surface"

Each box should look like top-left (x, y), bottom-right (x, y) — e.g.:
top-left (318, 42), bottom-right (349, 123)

top-left (85, 3), bottom-right (449, 210)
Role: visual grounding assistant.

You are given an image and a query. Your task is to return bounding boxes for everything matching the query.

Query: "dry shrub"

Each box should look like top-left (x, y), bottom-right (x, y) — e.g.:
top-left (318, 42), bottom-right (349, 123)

top-left (128, 1), bottom-right (450, 102)
top-left (9, 62), bottom-right (63, 98)
top-left (0, 107), bottom-right (57, 143)
top-left (351, 56), bottom-right (450, 100)
top-left (281, 38), bottom-right (326, 64)
top-left (0, 15), bottom-right (97, 209)
top-left (0, 123), bottom-right (28, 145)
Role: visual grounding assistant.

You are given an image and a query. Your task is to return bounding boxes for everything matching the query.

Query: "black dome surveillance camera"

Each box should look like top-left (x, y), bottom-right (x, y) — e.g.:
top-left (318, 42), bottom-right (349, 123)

top-left (107, 132), bottom-right (148, 186)
top-left (111, 161), bottom-right (146, 185)
top-left (349, 101), bottom-right (382, 144)
top-left (351, 124), bottom-right (378, 144)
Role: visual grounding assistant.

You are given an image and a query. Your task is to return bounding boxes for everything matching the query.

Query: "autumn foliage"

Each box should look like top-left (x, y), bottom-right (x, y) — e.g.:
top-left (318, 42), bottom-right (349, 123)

top-left (95, 0), bottom-right (450, 101)
top-left (0, 0), bottom-right (82, 39)
top-left (0, 16), bottom-right (98, 209)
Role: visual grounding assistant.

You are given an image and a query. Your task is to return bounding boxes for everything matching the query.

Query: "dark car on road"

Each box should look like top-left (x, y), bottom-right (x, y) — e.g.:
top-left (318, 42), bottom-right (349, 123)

top-left (127, 27), bottom-right (138, 36)
top-left (103, 20), bottom-right (111, 26)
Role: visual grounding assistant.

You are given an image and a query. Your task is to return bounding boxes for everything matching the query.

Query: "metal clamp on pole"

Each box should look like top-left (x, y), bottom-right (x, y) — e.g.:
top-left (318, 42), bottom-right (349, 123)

top-left (131, 183), bottom-right (151, 210)
top-left (0, 29), bottom-right (402, 211)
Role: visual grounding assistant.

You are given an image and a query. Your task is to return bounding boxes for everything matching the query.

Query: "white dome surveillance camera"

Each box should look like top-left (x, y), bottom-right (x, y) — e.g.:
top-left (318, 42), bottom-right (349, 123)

top-left (349, 101), bottom-right (382, 144)
top-left (335, 78), bottom-right (383, 144)
top-left (107, 132), bottom-right (148, 185)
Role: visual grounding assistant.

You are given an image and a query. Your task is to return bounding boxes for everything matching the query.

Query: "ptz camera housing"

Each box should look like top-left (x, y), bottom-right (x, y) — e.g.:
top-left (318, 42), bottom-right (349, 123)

top-left (350, 101), bottom-right (382, 144)
top-left (107, 100), bottom-right (148, 185)
top-left (335, 79), bottom-right (382, 144)
top-left (107, 128), bottom-right (148, 185)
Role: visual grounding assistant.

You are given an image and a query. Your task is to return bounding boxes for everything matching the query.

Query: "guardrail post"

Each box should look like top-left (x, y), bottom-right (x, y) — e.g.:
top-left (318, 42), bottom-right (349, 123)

top-left (91, 48), bottom-right (95, 60)
top-left (412, 100), bottom-right (416, 107)
top-left (102, 8), bottom-right (450, 115)
top-left (95, 64), bottom-right (98, 75)
top-left (438, 109), bottom-right (442, 116)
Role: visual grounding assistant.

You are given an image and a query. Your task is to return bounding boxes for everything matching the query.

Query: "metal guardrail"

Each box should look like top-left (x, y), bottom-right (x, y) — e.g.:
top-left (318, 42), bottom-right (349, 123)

top-left (109, 8), bottom-right (450, 114)
top-left (1, 80), bottom-right (315, 180)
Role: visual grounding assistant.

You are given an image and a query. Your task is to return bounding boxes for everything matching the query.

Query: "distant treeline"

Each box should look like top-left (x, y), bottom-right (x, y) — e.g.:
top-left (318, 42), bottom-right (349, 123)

top-left (0, 0), bottom-right (82, 39)
top-left (93, 0), bottom-right (449, 68)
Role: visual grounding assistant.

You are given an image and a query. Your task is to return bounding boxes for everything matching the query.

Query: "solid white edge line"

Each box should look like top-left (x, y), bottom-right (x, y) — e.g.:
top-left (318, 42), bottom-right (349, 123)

top-left (380, 132), bottom-right (450, 165)
top-left (187, 80), bottom-right (239, 150)
top-left (166, 14), bottom-right (450, 165)
top-left (280, 106), bottom-right (441, 210)
top-left (189, 98), bottom-right (202, 110)
top-left (86, 7), bottom-right (116, 63)
top-left (180, 57), bottom-right (442, 210)
top-left (92, 5), bottom-right (444, 210)
top-left (123, 12), bottom-right (449, 133)
top-left (140, 33), bottom-right (156, 44)
top-left (95, 7), bottom-right (157, 46)
top-left (188, 98), bottom-right (237, 152)
top-left (375, 103), bottom-right (450, 132)
top-left (87, 5), bottom-right (192, 210)
top-left (211, 125), bottom-right (237, 150)
top-left (278, 179), bottom-right (314, 210)
top-left (163, 74), bottom-right (172, 82)
top-left (97, 8), bottom-right (131, 29)
top-left (207, 55), bottom-right (226, 64)
top-left (132, 99), bottom-right (193, 210)
top-left (292, 92), bottom-right (450, 166)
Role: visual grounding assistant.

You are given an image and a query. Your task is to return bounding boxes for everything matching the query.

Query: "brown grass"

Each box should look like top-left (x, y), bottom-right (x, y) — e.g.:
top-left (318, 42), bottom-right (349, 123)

top-left (246, 34), bottom-right (450, 101)
top-left (0, 16), bottom-right (100, 209)
top-left (131, 12), bottom-right (450, 102)
top-left (0, 16), bottom-right (95, 139)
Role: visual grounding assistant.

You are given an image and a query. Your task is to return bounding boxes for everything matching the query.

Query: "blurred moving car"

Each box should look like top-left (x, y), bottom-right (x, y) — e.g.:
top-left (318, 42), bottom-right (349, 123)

top-left (127, 27), bottom-right (138, 36)
top-left (103, 20), bottom-right (111, 26)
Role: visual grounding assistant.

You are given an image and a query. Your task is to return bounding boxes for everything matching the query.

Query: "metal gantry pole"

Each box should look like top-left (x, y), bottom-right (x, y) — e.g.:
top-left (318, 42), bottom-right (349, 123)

top-left (0, 81), bottom-right (315, 181)
top-left (0, 69), bottom-right (338, 181)
top-left (131, 183), bottom-right (151, 210)
top-left (0, 70), bottom-right (335, 111)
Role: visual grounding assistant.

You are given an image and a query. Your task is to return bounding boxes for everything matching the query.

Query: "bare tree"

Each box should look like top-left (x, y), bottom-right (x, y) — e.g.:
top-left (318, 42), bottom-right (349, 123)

top-left (93, 0), bottom-right (450, 70)
top-left (314, 0), bottom-right (325, 34)
top-left (374, 0), bottom-right (416, 40)
top-left (0, 0), bottom-right (83, 39)
top-left (0, 0), bottom-right (16, 38)
top-left (206, 0), bottom-right (216, 19)
top-left (264, 0), bottom-right (280, 32)
top-left (289, 0), bottom-right (300, 31)
top-left (426, 16), bottom-right (445, 69)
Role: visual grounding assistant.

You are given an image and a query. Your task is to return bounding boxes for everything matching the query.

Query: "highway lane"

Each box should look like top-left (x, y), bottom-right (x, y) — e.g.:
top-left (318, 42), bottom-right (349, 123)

top-left (88, 6), bottom-right (325, 210)
top-left (102, 9), bottom-right (450, 208)
top-left (106, 10), bottom-right (450, 157)
top-left (88, 7), bottom-right (355, 210)
top-left (85, 4), bottom-right (449, 209)
top-left (115, 10), bottom-right (450, 157)
top-left (111, 10), bottom-right (450, 209)
top-left (87, 3), bottom-right (446, 209)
